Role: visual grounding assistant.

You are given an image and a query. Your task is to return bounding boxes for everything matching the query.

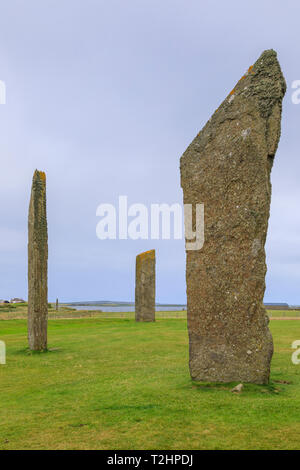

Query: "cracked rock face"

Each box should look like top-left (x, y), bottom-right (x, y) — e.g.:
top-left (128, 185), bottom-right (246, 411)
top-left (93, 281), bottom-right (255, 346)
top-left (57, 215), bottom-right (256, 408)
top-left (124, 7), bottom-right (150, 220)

top-left (135, 250), bottom-right (155, 322)
top-left (28, 170), bottom-right (48, 351)
top-left (180, 50), bottom-right (286, 384)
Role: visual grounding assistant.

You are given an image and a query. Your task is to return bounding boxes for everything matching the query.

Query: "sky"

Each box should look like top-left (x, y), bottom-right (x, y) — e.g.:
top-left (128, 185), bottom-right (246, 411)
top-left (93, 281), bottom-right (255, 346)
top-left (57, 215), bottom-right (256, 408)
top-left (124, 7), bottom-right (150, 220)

top-left (0, 0), bottom-right (299, 304)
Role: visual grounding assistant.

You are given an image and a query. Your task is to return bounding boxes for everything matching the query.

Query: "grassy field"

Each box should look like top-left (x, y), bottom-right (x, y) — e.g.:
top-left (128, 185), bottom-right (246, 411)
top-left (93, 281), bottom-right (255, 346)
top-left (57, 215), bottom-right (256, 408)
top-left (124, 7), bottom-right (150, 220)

top-left (0, 315), bottom-right (300, 450)
top-left (267, 309), bottom-right (300, 318)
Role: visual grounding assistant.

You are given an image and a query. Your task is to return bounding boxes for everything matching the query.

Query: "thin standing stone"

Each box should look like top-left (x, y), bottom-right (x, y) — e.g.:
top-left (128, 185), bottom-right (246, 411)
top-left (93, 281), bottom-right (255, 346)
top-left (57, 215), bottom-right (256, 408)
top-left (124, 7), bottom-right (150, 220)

top-left (28, 170), bottom-right (48, 351)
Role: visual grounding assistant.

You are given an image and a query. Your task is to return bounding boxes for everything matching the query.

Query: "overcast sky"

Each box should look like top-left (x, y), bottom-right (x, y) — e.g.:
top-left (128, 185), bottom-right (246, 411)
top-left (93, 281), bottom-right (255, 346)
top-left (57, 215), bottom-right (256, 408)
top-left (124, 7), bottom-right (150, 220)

top-left (0, 0), bottom-right (299, 304)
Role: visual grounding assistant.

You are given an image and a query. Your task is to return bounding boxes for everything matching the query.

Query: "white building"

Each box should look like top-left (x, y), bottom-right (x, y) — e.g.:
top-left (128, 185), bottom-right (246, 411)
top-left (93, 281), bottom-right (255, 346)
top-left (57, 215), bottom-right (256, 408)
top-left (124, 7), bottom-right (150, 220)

top-left (10, 298), bottom-right (25, 304)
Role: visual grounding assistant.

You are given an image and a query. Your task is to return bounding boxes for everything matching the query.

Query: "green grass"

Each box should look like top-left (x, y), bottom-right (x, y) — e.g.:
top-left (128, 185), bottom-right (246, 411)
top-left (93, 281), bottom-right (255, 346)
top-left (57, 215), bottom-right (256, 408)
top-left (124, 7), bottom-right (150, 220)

top-left (0, 318), bottom-right (300, 449)
top-left (267, 309), bottom-right (300, 318)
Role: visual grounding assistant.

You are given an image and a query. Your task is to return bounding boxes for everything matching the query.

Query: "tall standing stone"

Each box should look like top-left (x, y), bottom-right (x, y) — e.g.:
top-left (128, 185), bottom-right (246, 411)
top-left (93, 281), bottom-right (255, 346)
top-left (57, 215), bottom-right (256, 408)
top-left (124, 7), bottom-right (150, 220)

top-left (28, 170), bottom-right (48, 351)
top-left (180, 50), bottom-right (286, 384)
top-left (135, 250), bottom-right (155, 322)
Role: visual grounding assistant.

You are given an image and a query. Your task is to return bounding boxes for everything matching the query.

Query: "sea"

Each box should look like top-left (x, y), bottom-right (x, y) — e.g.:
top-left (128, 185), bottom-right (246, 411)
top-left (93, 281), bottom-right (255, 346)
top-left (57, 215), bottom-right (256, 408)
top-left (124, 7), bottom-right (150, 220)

top-left (66, 305), bottom-right (186, 312)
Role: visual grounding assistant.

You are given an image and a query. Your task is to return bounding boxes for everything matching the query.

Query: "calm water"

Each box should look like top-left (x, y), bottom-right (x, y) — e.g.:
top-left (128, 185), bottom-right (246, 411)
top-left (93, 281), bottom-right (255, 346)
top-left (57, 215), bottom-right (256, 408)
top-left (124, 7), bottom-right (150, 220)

top-left (66, 305), bottom-right (186, 312)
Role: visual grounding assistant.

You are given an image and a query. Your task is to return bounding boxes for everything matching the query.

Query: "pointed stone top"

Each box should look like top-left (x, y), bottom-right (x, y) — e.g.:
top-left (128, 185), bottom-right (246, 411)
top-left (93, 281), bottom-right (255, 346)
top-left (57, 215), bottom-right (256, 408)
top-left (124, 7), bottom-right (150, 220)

top-left (255, 48), bottom-right (282, 67)
top-left (226, 48), bottom-right (286, 118)
top-left (182, 49), bottom-right (286, 160)
top-left (33, 169), bottom-right (46, 182)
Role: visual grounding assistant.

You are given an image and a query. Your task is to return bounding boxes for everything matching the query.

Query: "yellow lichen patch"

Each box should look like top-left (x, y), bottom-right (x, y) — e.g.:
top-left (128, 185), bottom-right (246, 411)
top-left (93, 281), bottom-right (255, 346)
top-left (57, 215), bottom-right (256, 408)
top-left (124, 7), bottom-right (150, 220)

top-left (228, 70), bottom-right (250, 97)
top-left (137, 249), bottom-right (155, 261)
top-left (38, 171), bottom-right (46, 182)
top-left (227, 64), bottom-right (254, 101)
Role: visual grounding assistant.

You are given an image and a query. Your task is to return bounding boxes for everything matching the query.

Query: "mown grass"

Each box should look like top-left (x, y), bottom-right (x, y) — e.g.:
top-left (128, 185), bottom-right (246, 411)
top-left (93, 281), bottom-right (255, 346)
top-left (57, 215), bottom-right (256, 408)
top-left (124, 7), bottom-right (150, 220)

top-left (0, 318), bottom-right (300, 450)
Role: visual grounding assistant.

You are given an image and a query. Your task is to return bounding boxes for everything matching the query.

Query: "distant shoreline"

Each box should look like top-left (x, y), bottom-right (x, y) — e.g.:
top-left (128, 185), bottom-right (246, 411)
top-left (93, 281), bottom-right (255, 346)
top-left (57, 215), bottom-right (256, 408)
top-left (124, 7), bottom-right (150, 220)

top-left (61, 301), bottom-right (187, 308)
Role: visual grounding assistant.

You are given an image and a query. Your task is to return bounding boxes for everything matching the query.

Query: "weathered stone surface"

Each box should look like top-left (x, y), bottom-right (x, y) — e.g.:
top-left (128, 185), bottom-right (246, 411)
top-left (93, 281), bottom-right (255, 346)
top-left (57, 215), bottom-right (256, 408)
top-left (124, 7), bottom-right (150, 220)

top-left (28, 170), bottom-right (48, 351)
top-left (180, 50), bottom-right (286, 384)
top-left (135, 250), bottom-right (155, 322)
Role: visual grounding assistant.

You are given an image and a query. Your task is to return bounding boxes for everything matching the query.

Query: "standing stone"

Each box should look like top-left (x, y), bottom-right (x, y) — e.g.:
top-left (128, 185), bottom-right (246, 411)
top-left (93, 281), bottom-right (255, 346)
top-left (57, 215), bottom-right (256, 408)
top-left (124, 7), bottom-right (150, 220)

top-left (135, 250), bottom-right (155, 322)
top-left (180, 50), bottom-right (286, 384)
top-left (56, 298), bottom-right (58, 311)
top-left (28, 170), bottom-right (48, 351)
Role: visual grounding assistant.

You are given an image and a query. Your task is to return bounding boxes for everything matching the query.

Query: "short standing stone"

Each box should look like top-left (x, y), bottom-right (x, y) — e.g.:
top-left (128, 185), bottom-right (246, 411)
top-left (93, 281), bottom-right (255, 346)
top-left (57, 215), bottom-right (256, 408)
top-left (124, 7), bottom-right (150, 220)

top-left (180, 50), bottom-right (286, 384)
top-left (135, 250), bottom-right (155, 322)
top-left (28, 170), bottom-right (48, 351)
